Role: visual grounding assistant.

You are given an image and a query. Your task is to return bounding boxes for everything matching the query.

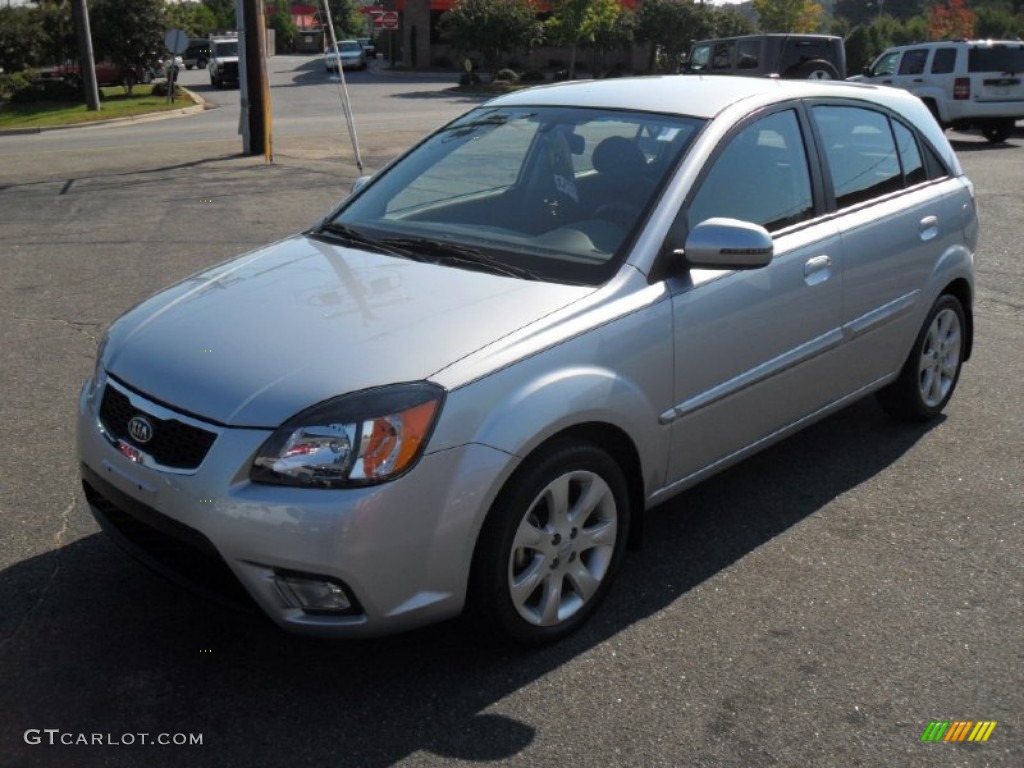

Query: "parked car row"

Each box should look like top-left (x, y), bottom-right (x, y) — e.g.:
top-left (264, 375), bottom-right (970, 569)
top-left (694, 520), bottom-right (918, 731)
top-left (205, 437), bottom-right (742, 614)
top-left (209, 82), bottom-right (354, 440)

top-left (852, 39), bottom-right (1024, 143)
top-left (684, 34), bottom-right (1023, 143)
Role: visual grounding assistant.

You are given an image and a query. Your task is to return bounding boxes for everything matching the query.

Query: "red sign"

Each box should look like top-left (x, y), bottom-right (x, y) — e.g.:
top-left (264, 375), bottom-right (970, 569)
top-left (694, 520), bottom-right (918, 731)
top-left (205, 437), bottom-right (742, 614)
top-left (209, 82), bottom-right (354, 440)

top-left (381, 10), bottom-right (399, 29)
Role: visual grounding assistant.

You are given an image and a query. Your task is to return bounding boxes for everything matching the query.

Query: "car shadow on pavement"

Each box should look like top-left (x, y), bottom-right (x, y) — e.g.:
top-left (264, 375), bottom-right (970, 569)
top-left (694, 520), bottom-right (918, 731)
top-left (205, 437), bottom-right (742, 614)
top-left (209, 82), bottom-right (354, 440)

top-left (0, 398), bottom-right (937, 767)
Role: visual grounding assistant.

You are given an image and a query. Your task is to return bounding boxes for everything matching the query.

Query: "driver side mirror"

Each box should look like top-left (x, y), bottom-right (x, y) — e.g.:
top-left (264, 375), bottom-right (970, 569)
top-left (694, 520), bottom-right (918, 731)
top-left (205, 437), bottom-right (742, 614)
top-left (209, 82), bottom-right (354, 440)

top-left (676, 217), bottom-right (773, 270)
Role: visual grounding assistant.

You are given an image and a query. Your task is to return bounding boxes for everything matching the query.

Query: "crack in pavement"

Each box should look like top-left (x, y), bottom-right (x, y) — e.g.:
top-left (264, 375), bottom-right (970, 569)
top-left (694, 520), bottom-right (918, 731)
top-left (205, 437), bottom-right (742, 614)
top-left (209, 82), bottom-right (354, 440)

top-left (7, 313), bottom-right (103, 345)
top-left (0, 495), bottom-right (75, 655)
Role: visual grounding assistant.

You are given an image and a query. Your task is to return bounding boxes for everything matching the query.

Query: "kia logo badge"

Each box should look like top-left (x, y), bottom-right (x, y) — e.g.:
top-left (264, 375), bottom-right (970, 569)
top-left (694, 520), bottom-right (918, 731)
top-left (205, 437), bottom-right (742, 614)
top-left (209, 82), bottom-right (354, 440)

top-left (127, 415), bottom-right (154, 444)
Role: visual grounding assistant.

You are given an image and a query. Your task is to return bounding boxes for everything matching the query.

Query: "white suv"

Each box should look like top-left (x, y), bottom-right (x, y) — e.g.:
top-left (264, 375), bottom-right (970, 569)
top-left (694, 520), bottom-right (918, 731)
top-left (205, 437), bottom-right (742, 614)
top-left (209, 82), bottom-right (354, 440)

top-left (855, 40), bottom-right (1024, 142)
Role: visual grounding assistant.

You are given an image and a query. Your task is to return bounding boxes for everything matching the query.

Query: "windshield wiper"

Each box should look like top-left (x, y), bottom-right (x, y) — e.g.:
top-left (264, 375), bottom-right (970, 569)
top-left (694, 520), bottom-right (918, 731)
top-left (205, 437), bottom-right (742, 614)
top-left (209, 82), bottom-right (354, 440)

top-left (380, 236), bottom-right (540, 280)
top-left (308, 222), bottom-right (412, 257)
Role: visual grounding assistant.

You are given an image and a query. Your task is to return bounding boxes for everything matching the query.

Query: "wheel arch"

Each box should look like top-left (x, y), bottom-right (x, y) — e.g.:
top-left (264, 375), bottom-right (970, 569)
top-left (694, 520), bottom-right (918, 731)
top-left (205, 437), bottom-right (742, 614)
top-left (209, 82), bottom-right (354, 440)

top-left (942, 277), bottom-right (973, 361)
top-left (534, 421), bottom-right (646, 550)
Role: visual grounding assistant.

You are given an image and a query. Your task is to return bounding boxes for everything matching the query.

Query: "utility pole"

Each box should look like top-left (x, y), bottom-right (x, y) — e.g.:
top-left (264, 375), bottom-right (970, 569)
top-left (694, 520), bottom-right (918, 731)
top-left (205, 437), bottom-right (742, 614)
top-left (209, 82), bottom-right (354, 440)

top-left (242, 0), bottom-right (271, 159)
top-left (70, 0), bottom-right (101, 111)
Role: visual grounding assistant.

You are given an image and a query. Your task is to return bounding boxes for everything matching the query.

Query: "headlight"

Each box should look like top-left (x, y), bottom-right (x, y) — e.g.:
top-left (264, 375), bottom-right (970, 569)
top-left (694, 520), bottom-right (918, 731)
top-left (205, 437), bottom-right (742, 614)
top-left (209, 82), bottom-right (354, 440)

top-left (250, 382), bottom-right (444, 488)
top-left (86, 330), bottom-right (110, 402)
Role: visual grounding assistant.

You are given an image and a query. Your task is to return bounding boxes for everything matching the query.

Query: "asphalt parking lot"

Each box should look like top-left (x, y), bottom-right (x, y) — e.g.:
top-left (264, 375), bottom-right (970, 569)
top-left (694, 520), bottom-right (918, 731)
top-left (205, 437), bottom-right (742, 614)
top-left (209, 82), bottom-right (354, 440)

top-left (0, 86), bottom-right (1021, 767)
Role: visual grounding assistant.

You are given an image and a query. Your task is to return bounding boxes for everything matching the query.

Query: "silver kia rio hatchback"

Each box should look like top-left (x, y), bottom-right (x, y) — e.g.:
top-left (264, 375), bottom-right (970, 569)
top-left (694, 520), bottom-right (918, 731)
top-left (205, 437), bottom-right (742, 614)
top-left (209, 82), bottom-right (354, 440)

top-left (78, 76), bottom-right (977, 645)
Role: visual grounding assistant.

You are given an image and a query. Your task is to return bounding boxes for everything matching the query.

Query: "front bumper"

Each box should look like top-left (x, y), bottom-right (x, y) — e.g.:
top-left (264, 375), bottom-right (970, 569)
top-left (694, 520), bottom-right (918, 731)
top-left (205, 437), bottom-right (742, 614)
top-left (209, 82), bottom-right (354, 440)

top-left (77, 377), bottom-right (511, 637)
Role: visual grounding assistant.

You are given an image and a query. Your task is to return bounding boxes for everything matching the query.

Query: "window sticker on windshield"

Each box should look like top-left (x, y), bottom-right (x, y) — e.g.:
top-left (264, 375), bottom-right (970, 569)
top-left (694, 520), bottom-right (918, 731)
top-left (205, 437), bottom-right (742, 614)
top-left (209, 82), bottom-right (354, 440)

top-left (554, 174), bottom-right (579, 202)
top-left (657, 127), bottom-right (681, 142)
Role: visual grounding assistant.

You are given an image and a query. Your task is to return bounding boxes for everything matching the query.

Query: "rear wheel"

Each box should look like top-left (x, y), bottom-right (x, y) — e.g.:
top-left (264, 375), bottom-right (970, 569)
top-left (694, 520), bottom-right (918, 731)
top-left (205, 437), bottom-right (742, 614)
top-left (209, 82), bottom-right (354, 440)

top-left (466, 440), bottom-right (630, 646)
top-left (981, 119), bottom-right (1014, 144)
top-left (876, 294), bottom-right (966, 421)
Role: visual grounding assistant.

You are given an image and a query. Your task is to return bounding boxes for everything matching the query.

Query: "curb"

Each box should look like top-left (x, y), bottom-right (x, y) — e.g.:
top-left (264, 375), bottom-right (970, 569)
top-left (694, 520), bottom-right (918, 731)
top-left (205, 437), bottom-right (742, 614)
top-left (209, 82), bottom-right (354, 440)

top-left (0, 86), bottom-right (209, 136)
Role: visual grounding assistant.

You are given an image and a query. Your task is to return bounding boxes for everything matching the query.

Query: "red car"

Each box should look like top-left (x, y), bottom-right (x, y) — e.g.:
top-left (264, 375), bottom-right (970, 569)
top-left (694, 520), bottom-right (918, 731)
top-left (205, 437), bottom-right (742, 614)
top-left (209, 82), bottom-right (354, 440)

top-left (46, 60), bottom-right (156, 87)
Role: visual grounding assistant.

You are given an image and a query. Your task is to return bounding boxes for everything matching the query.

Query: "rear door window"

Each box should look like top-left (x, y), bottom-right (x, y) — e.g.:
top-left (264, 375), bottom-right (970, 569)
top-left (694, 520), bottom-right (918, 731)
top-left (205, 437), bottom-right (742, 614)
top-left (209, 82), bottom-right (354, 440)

top-left (930, 48), bottom-right (957, 74)
top-left (812, 106), bottom-right (902, 208)
top-left (711, 42), bottom-right (734, 71)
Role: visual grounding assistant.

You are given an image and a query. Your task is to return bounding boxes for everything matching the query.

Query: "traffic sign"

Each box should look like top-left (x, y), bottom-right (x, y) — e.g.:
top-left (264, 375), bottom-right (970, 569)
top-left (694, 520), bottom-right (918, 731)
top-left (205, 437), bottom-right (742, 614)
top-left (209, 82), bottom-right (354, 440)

top-left (381, 11), bottom-right (399, 29)
top-left (164, 29), bottom-right (189, 55)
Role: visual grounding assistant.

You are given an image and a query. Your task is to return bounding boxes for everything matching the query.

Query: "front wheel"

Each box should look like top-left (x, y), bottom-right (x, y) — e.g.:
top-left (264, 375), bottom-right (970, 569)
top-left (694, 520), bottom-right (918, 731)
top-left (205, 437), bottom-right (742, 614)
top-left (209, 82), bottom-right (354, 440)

top-left (876, 294), bottom-right (966, 421)
top-left (466, 440), bottom-right (630, 646)
top-left (981, 119), bottom-right (1014, 144)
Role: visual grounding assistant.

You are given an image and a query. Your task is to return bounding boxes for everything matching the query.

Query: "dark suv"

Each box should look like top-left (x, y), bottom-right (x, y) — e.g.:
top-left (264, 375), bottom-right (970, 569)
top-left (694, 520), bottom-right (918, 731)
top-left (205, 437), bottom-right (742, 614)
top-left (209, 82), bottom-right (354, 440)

top-left (684, 34), bottom-right (846, 80)
top-left (184, 39), bottom-right (212, 70)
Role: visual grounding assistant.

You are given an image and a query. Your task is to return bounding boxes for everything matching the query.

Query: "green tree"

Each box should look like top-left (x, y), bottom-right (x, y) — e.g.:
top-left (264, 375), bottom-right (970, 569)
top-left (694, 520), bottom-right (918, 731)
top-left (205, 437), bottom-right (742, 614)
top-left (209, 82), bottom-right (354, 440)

top-left (90, 0), bottom-right (166, 94)
top-left (327, 0), bottom-right (367, 38)
top-left (545, 0), bottom-right (592, 78)
top-left (0, 6), bottom-right (48, 72)
top-left (440, 0), bottom-right (542, 74)
top-left (587, 0), bottom-right (636, 75)
top-left (32, 0), bottom-right (76, 66)
top-left (636, 0), bottom-right (708, 73)
top-left (166, 1), bottom-right (219, 37)
top-left (266, 0), bottom-right (299, 53)
top-left (709, 5), bottom-right (757, 36)
top-left (973, 2), bottom-right (1024, 38)
top-left (753, 0), bottom-right (826, 32)
top-left (547, 0), bottom-right (632, 78)
top-left (202, 0), bottom-right (236, 31)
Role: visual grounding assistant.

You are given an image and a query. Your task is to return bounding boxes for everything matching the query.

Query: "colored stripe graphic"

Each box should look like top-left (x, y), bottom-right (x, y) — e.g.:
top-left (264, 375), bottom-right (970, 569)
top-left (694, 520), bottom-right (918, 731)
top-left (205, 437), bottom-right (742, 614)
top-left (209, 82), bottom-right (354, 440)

top-left (921, 720), bottom-right (997, 742)
top-left (921, 721), bottom-right (949, 741)
top-left (945, 721), bottom-right (972, 741)
top-left (968, 722), bottom-right (997, 742)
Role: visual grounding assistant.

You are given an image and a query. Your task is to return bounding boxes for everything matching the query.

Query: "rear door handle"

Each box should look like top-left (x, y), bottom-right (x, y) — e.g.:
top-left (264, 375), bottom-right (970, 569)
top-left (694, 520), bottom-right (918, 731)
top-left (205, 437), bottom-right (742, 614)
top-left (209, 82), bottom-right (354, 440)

top-left (919, 215), bottom-right (939, 241)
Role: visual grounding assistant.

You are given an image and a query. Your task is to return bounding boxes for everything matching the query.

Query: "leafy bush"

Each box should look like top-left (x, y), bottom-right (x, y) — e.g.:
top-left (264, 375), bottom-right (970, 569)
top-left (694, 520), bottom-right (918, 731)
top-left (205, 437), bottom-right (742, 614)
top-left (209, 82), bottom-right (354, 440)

top-left (150, 81), bottom-right (180, 98)
top-left (493, 67), bottom-right (519, 83)
top-left (9, 78), bottom-right (81, 103)
top-left (520, 69), bottom-right (546, 83)
top-left (0, 69), bottom-right (36, 102)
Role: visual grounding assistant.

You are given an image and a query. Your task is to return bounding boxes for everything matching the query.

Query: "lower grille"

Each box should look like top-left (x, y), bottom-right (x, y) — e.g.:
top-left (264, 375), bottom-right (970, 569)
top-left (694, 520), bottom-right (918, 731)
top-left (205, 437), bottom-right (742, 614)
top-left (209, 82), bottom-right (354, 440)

top-left (82, 465), bottom-right (258, 614)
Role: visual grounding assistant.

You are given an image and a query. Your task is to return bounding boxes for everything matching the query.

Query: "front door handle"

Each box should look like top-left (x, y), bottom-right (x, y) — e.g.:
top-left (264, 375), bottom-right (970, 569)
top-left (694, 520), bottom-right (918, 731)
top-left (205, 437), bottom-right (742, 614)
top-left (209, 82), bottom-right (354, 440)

top-left (804, 254), bottom-right (832, 286)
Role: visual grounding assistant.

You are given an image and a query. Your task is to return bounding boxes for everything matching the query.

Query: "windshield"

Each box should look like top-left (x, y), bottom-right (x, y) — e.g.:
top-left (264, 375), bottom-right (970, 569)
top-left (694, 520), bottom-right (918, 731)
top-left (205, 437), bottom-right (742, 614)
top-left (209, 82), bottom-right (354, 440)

top-left (215, 41), bottom-right (238, 56)
top-left (328, 106), bottom-right (703, 284)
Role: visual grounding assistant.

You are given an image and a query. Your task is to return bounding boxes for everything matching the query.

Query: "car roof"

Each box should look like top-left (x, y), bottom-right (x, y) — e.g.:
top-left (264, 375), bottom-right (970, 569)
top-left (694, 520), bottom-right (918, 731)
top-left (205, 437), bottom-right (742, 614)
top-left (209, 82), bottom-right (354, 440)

top-left (486, 75), bottom-right (914, 121)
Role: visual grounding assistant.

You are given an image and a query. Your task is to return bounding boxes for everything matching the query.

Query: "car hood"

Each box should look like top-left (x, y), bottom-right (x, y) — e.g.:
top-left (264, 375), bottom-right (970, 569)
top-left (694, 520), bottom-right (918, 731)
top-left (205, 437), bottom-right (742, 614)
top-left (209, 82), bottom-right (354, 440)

top-left (104, 235), bottom-right (594, 427)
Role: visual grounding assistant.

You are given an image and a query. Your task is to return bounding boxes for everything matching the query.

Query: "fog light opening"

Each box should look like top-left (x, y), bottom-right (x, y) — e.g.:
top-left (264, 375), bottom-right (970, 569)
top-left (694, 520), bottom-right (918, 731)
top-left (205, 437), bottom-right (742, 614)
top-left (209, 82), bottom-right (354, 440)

top-left (274, 570), bottom-right (359, 615)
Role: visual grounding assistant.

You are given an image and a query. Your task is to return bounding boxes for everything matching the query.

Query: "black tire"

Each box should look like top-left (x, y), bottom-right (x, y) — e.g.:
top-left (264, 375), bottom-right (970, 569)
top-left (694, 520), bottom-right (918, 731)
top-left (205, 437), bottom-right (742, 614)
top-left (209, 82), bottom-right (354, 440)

top-left (466, 439), bottom-right (630, 646)
top-left (197, 58), bottom-right (207, 69)
top-left (876, 294), bottom-right (966, 422)
top-left (185, 64), bottom-right (194, 70)
top-left (981, 119), bottom-right (1013, 144)
top-left (787, 59), bottom-right (839, 80)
